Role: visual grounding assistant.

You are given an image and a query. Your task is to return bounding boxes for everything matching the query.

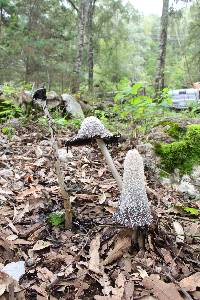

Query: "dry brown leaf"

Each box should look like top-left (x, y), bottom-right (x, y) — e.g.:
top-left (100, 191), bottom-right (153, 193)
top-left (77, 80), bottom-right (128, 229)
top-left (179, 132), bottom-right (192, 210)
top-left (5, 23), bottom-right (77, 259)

top-left (98, 168), bottom-right (106, 177)
top-left (0, 272), bottom-right (10, 296)
top-left (112, 272), bottom-right (125, 298)
top-left (7, 222), bottom-right (19, 234)
top-left (75, 281), bottom-right (90, 298)
top-left (31, 284), bottom-right (48, 297)
top-left (124, 280), bottom-right (134, 300)
top-left (95, 296), bottom-right (121, 300)
top-left (36, 267), bottom-right (56, 283)
top-left (143, 274), bottom-right (184, 300)
top-left (160, 248), bottom-right (173, 264)
top-left (37, 296), bottom-right (47, 300)
top-left (179, 272), bottom-right (200, 292)
top-left (13, 202), bottom-right (30, 223)
top-left (173, 221), bottom-right (184, 243)
top-left (32, 240), bottom-right (52, 251)
top-left (140, 297), bottom-right (158, 300)
top-left (16, 186), bottom-right (41, 199)
top-left (88, 234), bottom-right (101, 274)
top-left (99, 273), bottom-right (112, 296)
top-left (104, 206), bottom-right (116, 214)
top-left (0, 188), bottom-right (13, 195)
top-left (6, 235), bottom-right (18, 241)
top-left (98, 193), bottom-right (107, 204)
top-left (0, 271), bottom-right (20, 297)
top-left (191, 290), bottom-right (200, 300)
top-left (137, 266), bottom-right (149, 279)
top-left (98, 192), bottom-right (111, 204)
top-left (76, 194), bottom-right (98, 201)
top-left (11, 239), bottom-right (32, 245)
top-left (104, 233), bottom-right (131, 265)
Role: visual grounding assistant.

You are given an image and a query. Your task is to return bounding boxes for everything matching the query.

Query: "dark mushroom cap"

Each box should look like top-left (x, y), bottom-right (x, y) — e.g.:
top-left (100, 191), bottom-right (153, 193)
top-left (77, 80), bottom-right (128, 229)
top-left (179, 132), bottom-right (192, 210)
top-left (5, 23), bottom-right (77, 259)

top-left (65, 116), bottom-right (121, 147)
top-left (32, 87), bottom-right (47, 101)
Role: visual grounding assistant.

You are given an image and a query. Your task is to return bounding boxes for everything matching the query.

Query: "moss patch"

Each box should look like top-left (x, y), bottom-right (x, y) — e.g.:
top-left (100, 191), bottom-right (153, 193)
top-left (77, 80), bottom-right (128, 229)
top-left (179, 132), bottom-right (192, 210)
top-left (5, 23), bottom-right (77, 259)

top-left (165, 122), bottom-right (186, 140)
top-left (155, 124), bottom-right (200, 174)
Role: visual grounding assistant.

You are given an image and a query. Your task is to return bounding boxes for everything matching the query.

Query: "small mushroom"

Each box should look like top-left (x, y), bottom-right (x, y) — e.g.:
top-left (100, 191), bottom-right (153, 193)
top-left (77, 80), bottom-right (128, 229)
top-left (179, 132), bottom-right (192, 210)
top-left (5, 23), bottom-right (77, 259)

top-left (65, 116), bottom-right (123, 189)
top-left (113, 149), bottom-right (152, 228)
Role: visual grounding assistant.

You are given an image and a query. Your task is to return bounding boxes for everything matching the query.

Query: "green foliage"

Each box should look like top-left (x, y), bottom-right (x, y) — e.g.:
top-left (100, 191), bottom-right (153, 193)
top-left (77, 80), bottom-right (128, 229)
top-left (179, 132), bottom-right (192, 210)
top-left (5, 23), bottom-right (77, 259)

top-left (37, 116), bottom-right (48, 126)
top-left (155, 88), bottom-right (172, 106)
top-left (48, 211), bottom-right (65, 226)
top-left (155, 124), bottom-right (200, 174)
top-left (175, 204), bottom-right (200, 216)
top-left (0, 99), bottom-right (22, 121)
top-left (2, 83), bottom-right (18, 96)
top-left (94, 109), bottom-right (110, 128)
top-left (183, 207), bottom-right (199, 216)
top-left (69, 118), bottom-right (82, 129)
top-left (37, 113), bottom-right (82, 130)
top-left (1, 126), bottom-right (14, 138)
top-left (54, 117), bottom-right (68, 127)
top-left (112, 81), bottom-right (172, 133)
top-left (163, 121), bottom-right (186, 139)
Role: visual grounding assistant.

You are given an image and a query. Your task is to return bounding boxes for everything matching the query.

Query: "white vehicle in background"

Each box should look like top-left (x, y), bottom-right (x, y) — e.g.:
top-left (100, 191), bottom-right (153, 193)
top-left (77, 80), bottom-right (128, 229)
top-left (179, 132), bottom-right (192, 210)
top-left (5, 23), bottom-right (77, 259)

top-left (168, 88), bottom-right (200, 109)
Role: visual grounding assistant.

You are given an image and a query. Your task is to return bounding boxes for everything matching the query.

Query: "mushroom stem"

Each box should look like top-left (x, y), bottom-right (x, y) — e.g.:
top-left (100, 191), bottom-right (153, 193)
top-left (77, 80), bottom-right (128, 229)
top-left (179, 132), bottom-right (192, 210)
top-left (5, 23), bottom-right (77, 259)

top-left (96, 138), bottom-right (122, 190)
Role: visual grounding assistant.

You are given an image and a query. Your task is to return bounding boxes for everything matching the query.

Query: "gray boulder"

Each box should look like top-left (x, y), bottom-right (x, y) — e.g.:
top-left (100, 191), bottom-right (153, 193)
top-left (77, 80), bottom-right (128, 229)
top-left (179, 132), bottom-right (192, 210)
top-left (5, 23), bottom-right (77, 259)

top-left (61, 94), bottom-right (84, 118)
top-left (47, 91), bottom-right (61, 108)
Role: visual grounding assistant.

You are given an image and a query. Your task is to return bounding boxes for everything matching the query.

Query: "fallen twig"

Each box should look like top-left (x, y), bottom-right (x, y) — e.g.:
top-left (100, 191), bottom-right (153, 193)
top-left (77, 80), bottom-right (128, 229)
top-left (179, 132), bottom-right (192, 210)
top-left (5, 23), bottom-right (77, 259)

top-left (41, 102), bottom-right (72, 228)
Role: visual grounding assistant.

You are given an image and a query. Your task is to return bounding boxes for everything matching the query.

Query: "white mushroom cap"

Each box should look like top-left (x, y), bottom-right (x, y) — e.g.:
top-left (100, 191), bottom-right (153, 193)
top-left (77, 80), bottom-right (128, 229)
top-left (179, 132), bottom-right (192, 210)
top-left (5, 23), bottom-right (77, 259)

top-left (113, 149), bottom-right (152, 228)
top-left (75, 116), bottom-right (112, 140)
top-left (65, 116), bottom-right (116, 147)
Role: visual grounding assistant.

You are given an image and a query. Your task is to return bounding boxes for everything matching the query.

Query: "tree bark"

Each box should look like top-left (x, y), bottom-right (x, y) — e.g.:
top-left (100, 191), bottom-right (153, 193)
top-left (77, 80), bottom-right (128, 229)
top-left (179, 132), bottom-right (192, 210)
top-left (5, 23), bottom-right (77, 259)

top-left (24, 0), bottom-right (40, 82)
top-left (0, 6), bottom-right (3, 36)
top-left (71, 0), bottom-right (88, 93)
top-left (87, 0), bottom-right (96, 92)
top-left (154, 0), bottom-right (169, 96)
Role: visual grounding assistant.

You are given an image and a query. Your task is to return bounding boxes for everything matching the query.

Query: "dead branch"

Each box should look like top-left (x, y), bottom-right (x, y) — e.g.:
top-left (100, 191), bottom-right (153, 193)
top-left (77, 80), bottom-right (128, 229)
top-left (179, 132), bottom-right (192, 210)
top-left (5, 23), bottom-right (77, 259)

top-left (41, 102), bottom-right (72, 229)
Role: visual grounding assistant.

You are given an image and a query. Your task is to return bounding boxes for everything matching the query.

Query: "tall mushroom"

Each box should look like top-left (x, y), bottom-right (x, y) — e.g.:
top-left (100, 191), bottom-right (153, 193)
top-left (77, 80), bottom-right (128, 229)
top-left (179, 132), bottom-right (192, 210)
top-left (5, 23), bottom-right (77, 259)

top-left (113, 149), bottom-right (152, 246)
top-left (65, 116), bottom-right (123, 189)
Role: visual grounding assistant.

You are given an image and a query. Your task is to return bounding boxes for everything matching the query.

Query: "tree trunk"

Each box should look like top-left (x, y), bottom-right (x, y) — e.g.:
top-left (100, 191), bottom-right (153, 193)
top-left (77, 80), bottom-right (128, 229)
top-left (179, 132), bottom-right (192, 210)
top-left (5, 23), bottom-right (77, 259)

top-left (154, 0), bottom-right (169, 96)
top-left (25, 56), bottom-right (32, 82)
top-left (71, 0), bottom-right (88, 93)
top-left (87, 0), bottom-right (96, 92)
top-left (0, 6), bottom-right (3, 36)
top-left (24, 0), bottom-right (40, 83)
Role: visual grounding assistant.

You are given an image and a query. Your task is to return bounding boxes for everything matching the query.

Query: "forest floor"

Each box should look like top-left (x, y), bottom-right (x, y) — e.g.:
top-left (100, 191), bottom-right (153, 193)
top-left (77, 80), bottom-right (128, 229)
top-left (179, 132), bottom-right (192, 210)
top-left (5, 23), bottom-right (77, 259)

top-left (0, 122), bottom-right (200, 300)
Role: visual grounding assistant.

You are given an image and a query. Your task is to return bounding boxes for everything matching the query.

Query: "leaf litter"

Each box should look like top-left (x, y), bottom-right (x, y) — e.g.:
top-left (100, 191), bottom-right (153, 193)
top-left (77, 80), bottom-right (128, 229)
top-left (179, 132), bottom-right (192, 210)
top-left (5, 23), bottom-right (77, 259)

top-left (0, 123), bottom-right (200, 299)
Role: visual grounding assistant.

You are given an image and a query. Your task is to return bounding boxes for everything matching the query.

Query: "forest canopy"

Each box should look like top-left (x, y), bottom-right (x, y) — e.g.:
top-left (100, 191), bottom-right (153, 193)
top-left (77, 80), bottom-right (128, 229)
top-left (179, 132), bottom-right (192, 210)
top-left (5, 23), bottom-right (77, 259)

top-left (0, 0), bottom-right (199, 93)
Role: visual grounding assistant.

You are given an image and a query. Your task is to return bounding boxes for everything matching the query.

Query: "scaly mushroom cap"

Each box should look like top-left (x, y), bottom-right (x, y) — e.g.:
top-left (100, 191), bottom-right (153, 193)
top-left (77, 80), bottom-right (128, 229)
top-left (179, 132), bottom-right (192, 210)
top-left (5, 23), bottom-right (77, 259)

top-left (65, 116), bottom-right (121, 147)
top-left (113, 149), bottom-right (152, 228)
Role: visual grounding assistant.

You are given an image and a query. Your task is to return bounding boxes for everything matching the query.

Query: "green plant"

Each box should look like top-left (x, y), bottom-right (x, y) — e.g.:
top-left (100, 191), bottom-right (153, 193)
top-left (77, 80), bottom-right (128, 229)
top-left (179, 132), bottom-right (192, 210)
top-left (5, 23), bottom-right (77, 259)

top-left (37, 116), bottom-right (48, 126)
top-left (94, 109), bottom-right (111, 128)
top-left (0, 99), bottom-right (22, 121)
top-left (112, 83), bottom-right (172, 134)
top-left (69, 118), bottom-right (82, 129)
top-left (164, 122), bottom-right (186, 140)
top-left (48, 211), bottom-right (65, 226)
top-left (2, 83), bottom-right (18, 96)
top-left (174, 204), bottom-right (200, 216)
top-left (54, 117), bottom-right (68, 127)
top-left (154, 88), bottom-right (172, 105)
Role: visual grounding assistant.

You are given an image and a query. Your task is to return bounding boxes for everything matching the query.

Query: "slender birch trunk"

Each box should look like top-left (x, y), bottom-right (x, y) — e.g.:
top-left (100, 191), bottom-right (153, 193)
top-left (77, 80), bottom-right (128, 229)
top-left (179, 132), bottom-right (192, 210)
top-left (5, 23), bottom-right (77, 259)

top-left (87, 0), bottom-right (96, 92)
top-left (154, 0), bottom-right (169, 96)
top-left (71, 0), bottom-right (88, 93)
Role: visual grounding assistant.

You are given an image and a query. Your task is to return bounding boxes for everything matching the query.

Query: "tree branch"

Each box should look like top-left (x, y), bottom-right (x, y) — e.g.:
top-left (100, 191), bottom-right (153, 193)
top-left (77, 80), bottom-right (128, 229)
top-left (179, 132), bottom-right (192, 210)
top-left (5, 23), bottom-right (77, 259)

top-left (66, 0), bottom-right (79, 13)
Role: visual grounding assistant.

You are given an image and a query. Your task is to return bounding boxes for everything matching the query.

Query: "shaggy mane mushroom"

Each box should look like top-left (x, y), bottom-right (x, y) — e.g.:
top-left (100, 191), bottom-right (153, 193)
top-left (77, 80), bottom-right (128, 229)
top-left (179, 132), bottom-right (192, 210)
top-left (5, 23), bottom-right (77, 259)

top-left (113, 149), bottom-right (152, 245)
top-left (65, 116), bottom-right (123, 189)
